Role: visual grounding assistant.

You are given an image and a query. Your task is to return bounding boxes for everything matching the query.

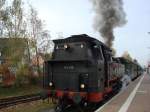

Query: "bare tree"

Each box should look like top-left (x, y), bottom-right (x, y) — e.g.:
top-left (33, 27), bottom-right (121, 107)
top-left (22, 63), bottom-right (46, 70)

top-left (0, 0), bottom-right (32, 76)
top-left (1, 0), bottom-right (52, 77)
top-left (0, 0), bottom-right (6, 37)
top-left (28, 5), bottom-right (52, 75)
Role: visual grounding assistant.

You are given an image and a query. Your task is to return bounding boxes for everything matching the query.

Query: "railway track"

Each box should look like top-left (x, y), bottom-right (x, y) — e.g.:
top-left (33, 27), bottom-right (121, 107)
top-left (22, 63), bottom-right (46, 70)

top-left (68, 90), bottom-right (120, 112)
top-left (0, 89), bottom-right (120, 111)
top-left (40, 91), bottom-right (119, 112)
top-left (0, 93), bottom-right (42, 109)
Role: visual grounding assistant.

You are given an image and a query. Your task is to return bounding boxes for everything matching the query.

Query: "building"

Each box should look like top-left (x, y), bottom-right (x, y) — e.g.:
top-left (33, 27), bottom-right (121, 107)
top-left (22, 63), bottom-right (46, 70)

top-left (0, 38), bottom-right (29, 86)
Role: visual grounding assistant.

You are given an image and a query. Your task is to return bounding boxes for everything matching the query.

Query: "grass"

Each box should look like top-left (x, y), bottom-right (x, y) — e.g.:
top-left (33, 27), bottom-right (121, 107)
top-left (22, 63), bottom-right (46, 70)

top-left (0, 85), bottom-right (43, 99)
top-left (0, 100), bottom-right (54, 112)
top-left (0, 85), bottom-right (54, 112)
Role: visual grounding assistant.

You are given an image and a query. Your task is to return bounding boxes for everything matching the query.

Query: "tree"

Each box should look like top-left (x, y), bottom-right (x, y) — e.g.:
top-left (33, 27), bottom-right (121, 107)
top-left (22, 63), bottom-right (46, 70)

top-left (0, 0), bottom-right (52, 83)
top-left (27, 5), bottom-right (52, 75)
top-left (6, 0), bottom-right (26, 38)
top-left (1, 0), bottom-right (28, 39)
top-left (0, 1), bottom-right (31, 86)
top-left (1, 0), bottom-right (31, 65)
top-left (111, 48), bottom-right (116, 56)
top-left (122, 51), bottom-right (133, 61)
top-left (0, 0), bottom-right (7, 37)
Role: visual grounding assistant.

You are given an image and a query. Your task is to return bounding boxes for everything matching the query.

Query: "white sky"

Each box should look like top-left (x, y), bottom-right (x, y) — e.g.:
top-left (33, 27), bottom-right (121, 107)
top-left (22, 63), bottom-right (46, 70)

top-left (25, 0), bottom-right (150, 66)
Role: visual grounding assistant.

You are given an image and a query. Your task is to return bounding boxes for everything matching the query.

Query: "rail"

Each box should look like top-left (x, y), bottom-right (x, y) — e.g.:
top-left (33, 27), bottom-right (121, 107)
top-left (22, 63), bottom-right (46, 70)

top-left (0, 93), bottom-right (42, 109)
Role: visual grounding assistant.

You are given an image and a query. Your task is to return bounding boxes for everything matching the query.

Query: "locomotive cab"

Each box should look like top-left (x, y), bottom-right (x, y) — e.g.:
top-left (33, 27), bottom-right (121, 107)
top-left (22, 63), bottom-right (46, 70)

top-left (44, 35), bottom-right (105, 92)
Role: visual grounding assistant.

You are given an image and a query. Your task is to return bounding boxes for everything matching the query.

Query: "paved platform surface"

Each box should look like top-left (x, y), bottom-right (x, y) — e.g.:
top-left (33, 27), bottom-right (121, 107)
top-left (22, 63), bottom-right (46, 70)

top-left (95, 73), bottom-right (150, 112)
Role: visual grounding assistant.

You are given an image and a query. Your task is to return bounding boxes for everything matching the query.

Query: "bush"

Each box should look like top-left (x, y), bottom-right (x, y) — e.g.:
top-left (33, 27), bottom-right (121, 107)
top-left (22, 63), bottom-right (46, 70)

top-left (15, 64), bottom-right (42, 87)
top-left (15, 74), bottom-right (29, 87)
top-left (15, 64), bottom-right (30, 87)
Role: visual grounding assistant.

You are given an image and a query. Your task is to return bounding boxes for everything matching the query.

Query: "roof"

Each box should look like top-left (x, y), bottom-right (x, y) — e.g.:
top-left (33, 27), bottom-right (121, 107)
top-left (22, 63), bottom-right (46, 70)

top-left (0, 38), bottom-right (28, 49)
top-left (53, 34), bottom-right (111, 51)
top-left (0, 38), bottom-right (28, 61)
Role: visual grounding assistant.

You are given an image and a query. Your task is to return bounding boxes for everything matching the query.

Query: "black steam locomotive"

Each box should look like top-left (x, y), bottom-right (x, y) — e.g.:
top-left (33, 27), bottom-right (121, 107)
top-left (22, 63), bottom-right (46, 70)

top-left (43, 34), bottom-right (142, 111)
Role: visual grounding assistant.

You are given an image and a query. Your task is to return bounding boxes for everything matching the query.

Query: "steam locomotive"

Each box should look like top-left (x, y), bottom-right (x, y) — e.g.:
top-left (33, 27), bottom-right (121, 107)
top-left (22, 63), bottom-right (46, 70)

top-left (43, 34), bottom-right (142, 111)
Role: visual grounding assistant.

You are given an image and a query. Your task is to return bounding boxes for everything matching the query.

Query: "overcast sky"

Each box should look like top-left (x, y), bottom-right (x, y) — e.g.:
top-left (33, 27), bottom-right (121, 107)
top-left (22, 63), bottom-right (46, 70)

top-left (26, 0), bottom-right (150, 66)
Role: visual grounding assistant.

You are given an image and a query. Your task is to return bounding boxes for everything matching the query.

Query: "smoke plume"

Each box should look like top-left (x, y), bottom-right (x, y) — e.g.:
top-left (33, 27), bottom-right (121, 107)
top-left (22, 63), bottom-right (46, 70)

top-left (91, 0), bottom-right (126, 47)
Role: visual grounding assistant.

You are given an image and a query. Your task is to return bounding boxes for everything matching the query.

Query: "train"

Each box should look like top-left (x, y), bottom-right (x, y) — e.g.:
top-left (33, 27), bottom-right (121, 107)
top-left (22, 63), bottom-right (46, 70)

top-left (118, 57), bottom-right (143, 80)
top-left (43, 34), bottom-right (143, 112)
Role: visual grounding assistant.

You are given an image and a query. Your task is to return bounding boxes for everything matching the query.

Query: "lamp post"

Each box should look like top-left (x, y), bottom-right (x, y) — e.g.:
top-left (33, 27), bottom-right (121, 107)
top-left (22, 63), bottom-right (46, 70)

top-left (148, 32), bottom-right (150, 49)
top-left (148, 32), bottom-right (150, 74)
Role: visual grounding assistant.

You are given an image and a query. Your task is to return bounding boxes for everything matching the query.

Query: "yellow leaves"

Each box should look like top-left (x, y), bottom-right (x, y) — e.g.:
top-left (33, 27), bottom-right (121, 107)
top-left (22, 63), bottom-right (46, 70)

top-left (16, 64), bottom-right (29, 76)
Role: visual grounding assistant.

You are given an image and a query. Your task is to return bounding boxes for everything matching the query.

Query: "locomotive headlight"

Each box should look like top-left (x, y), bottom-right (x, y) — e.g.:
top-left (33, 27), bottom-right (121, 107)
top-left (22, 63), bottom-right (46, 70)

top-left (49, 82), bottom-right (53, 87)
top-left (80, 84), bottom-right (85, 89)
top-left (80, 44), bottom-right (84, 48)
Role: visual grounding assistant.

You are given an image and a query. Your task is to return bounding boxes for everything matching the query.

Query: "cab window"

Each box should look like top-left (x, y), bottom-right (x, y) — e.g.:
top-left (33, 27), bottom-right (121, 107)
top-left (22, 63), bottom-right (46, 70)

top-left (92, 45), bottom-right (103, 60)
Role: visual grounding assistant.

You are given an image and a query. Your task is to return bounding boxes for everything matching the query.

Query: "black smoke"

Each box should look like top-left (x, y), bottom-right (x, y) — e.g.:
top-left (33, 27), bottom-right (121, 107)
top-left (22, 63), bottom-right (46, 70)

top-left (91, 0), bottom-right (127, 47)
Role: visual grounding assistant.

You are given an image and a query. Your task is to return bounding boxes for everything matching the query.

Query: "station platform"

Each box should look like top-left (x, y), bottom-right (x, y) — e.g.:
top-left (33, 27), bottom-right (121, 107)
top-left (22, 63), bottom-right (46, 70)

top-left (95, 73), bottom-right (150, 112)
